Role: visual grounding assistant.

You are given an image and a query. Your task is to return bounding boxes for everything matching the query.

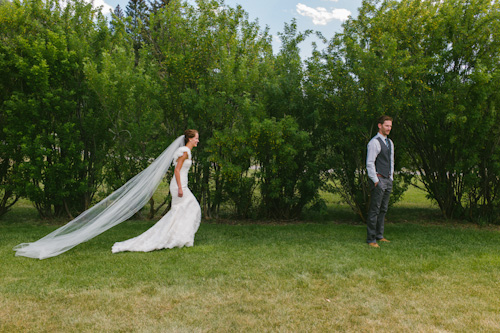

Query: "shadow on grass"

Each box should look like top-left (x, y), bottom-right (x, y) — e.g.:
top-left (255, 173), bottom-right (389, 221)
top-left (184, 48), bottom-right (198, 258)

top-left (0, 188), bottom-right (494, 231)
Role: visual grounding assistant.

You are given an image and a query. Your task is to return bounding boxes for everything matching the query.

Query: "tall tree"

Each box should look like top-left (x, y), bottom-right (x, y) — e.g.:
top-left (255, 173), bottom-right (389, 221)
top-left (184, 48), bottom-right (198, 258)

top-left (321, 0), bottom-right (500, 222)
top-left (0, 0), bottom-right (113, 218)
top-left (114, 3), bottom-right (124, 18)
top-left (256, 20), bottom-right (323, 218)
top-left (126, 0), bottom-right (149, 64)
top-left (149, 0), bottom-right (169, 14)
top-left (0, 0), bottom-right (20, 217)
top-left (141, 0), bottom-right (279, 218)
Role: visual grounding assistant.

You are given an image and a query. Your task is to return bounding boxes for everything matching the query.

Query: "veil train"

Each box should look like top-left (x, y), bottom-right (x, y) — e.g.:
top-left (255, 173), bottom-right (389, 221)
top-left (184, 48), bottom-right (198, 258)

top-left (13, 135), bottom-right (185, 259)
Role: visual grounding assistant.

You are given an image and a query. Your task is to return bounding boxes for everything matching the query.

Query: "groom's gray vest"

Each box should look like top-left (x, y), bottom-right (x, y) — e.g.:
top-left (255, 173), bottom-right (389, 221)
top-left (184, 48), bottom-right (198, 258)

top-left (375, 137), bottom-right (391, 178)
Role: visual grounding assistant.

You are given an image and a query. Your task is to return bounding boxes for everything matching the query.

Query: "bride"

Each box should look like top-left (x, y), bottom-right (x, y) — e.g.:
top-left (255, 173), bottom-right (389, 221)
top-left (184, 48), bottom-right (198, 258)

top-left (112, 130), bottom-right (201, 253)
top-left (13, 130), bottom-right (201, 259)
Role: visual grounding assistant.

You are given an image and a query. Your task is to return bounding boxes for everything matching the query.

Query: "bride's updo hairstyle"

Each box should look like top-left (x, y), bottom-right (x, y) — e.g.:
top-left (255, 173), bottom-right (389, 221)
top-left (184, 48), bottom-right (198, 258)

top-left (184, 129), bottom-right (198, 145)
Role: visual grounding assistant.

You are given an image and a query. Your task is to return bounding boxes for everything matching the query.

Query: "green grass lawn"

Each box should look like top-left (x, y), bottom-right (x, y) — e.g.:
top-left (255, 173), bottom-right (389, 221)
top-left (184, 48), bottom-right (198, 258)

top-left (1, 187), bottom-right (500, 331)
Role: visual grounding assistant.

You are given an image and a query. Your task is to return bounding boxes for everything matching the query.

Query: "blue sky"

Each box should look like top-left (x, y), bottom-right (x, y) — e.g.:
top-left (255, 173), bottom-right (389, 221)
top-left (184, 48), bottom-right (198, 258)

top-left (93, 0), bottom-right (364, 58)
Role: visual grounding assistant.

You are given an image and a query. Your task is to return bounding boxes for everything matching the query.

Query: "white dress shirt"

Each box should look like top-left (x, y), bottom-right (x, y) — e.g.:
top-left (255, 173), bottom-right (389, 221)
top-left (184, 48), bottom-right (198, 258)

top-left (366, 133), bottom-right (394, 184)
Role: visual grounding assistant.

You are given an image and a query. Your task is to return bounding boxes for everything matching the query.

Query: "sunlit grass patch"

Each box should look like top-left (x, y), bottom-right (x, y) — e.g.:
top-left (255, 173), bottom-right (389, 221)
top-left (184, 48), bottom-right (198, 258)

top-left (2, 216), bottom-right (500, 331)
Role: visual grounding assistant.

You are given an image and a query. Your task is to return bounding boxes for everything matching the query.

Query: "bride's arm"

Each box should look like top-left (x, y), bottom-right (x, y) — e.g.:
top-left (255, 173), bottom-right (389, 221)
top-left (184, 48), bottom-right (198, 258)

top-left (174, 152), bottom-right (188, 197)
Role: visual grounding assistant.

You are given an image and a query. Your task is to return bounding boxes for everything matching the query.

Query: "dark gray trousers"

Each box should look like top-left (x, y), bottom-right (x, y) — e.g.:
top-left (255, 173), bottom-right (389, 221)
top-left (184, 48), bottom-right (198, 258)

top-left (367, 177), bottom-right (392, 243)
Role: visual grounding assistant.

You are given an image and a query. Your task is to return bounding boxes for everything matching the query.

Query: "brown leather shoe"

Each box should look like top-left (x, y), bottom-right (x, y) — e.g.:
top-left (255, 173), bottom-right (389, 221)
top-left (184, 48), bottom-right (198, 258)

top-left (368, 242), bottom-right (380, 248)
top-left (379, 238), bottom-right (390, 243)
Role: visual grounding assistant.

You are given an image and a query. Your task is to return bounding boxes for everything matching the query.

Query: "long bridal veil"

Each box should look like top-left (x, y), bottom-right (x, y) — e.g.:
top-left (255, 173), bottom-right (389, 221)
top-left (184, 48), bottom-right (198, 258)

top-left (13, 135), bottom-right (186, 260)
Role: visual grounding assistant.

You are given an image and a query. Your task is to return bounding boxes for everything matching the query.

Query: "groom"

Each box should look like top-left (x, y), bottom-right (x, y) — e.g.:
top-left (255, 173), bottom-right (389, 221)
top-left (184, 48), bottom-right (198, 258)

top-left (366, 115), bottom-right (394, 248)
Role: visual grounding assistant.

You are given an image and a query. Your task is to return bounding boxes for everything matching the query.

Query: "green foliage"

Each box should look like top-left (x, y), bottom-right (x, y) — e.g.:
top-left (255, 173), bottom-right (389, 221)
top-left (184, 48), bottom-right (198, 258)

top-left (0, 0), bottom-right (112, 217)
top-left (204, 20), bottom-right (322, 219)
top-left (320, 0), bottom-right (500, 222)
top-left (2, 0), bottom-right (499, 223)
top-left (125, 0), bottom-right (149, 64)
top-left (0, 129), bottom-right (18, 217)
top-left (314, 9), bottom-right (410, 221)
top-left (144, 0), bottom-right (275, 218)
top-left (257, 20), bottom-right (322, 219)
top-left (207, 116), bottom-right (319, 219)
top-left (85, 41), bottom-right (179, 218)
top-left (0, 0), bottom-right (19, 216)
top-left (85, 47), bottom-right (165, 191)
top-left (249, 117), bottom-right (313, 218)
top-left (206, 128), bottom-right (257, 218)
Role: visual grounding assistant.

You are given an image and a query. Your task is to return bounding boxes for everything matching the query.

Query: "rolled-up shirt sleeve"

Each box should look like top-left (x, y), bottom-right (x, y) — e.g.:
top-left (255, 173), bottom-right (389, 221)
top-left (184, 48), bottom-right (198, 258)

top-left (390, 139), bottom-right (394, 181)
top-left (366, 139), bottom-right (381, 184)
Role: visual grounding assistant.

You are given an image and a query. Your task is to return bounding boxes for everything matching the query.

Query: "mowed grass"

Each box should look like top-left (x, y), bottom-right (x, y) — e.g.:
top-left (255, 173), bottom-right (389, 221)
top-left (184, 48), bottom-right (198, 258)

top-left (1, 186), bottom-right (500, 332)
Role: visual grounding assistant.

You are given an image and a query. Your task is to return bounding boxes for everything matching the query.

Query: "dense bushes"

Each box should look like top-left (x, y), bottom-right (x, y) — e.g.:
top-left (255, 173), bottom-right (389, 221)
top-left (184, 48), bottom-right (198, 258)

top-left (0, 0), bottom-right (112, 217)
top-left (317, 0), bottom-right (500, 222)
top-left (1, 0), bottom-right (499, 223)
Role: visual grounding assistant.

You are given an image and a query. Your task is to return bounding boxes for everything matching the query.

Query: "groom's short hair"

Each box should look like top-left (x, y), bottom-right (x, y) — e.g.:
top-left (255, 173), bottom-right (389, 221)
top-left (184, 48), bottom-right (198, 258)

top-left (378, 115), bottom-right (393, 124)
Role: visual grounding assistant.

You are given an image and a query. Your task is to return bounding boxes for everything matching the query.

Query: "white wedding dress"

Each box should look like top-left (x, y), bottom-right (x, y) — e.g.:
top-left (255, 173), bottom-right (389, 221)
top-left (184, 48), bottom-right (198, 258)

top-left (111, 146), bottom-right (201, 253)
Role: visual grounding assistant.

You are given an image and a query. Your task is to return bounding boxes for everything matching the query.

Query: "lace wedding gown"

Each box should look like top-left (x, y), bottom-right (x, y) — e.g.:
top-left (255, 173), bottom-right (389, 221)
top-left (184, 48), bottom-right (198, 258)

top-left (111, 146), bottom-right (201, 253)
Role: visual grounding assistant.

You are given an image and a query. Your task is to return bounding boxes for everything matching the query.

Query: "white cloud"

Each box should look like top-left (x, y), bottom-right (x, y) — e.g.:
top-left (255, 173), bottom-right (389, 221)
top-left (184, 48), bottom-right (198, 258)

top-left (296, 3), bottom-right (351, 25)
top-left (90, 0), bottom-right (113, 14)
